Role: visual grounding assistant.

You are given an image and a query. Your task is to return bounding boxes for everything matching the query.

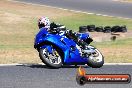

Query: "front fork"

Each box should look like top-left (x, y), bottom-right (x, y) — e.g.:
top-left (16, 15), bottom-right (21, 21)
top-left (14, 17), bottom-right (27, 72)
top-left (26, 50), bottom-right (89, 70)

top-left (41, 45), bottom-right (53, 54)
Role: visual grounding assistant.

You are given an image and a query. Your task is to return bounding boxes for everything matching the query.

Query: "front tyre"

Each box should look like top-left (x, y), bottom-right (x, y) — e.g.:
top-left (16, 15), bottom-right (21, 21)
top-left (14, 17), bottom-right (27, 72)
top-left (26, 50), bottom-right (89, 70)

top-left (39, 45), bottom-right (62, 68)
top-left (87, 46), bottom-right (104, 68)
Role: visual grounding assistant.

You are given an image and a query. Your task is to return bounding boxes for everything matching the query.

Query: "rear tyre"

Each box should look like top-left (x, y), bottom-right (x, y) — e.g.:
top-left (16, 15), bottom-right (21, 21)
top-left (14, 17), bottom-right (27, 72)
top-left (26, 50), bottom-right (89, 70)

top-left (87, 46), bottom-right (104, 68)
top-left (95, 26), bottom-right (103, 32)
top-left (111, 26), bottom-right (120, 32)
top-left (103, 26), bottom-right (111, 33)
top-left (121, 26), bottom-right (127, 33)
top-left (122, 28), bottom-right (127, 33)
top-left (87, 25), bottom-right (96, 32)
top-left (79, 26), bottom-right (88, 33)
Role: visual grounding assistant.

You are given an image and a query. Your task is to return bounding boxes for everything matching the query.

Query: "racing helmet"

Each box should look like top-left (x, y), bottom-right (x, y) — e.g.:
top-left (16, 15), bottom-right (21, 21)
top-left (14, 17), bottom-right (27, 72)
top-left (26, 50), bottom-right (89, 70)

top-left (38, 17), bottom-right (50, 29)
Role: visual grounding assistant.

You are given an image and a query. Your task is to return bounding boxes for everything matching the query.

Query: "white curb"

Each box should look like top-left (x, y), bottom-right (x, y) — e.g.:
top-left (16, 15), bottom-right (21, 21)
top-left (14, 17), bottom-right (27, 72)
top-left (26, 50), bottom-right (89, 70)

top-left (0, 63), bottom-right (45, 66)
top-left (0, 63), bottom-right (23, 66)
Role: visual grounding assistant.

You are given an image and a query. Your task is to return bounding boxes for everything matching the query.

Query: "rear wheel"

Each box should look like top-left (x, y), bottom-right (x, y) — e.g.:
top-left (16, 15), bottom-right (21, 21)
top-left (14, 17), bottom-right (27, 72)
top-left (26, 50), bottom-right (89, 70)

top-left (87, 46), bottom-right (104, 68)
top-left (39, 45), bottom-right (62, 68)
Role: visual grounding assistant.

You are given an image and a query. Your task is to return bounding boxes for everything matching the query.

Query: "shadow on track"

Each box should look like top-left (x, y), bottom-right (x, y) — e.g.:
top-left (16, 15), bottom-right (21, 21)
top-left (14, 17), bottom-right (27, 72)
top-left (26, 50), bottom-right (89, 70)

top-left (16, 63), bottom-right (90, 69)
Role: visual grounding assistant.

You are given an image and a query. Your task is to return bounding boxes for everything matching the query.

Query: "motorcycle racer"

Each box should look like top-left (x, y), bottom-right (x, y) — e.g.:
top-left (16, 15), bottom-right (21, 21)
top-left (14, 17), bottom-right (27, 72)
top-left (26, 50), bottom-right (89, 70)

top-left (64, 30), bottom-right (92, 49)
top-left (38, 17), bottom-right (92, 50)
top-left (35, 17), bottom-right (104, 68)
top-left (38, 16), bottom-right (50, 30)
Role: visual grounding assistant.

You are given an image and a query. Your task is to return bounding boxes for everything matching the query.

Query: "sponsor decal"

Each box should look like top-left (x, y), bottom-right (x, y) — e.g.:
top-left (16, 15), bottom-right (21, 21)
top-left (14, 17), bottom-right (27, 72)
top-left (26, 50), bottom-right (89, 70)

top-left (76, 66), bottom-right (131, 85)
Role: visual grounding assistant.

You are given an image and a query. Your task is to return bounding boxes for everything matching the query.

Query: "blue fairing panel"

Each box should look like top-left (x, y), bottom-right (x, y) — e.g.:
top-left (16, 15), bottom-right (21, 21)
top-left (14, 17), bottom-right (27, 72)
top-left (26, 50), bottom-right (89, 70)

top-left (64, 49), bottom-right (88, 64)
top-left (61, 37), bottom-right (88, 64)
top-left (34, 28), bottom-right (48, 45)
top-left (77, 33), bottom-right (89, 40)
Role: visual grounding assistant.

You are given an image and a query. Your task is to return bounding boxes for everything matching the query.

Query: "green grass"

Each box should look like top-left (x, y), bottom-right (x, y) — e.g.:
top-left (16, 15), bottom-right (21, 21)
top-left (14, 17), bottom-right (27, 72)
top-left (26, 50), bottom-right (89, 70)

top-left (54, 14), bottom-right (132, 31)
top-left (91, 38), bottom-right (132, 48)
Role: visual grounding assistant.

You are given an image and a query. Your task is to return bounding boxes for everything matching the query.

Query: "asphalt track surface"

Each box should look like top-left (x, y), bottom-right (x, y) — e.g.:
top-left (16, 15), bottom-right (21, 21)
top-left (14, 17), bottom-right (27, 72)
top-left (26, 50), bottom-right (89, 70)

top-left (2, 1), bottom-right (132, 88)
top-left (14, 0), bottom-right (132, 18)
top-left (0, 64), bottom-right (131, 88)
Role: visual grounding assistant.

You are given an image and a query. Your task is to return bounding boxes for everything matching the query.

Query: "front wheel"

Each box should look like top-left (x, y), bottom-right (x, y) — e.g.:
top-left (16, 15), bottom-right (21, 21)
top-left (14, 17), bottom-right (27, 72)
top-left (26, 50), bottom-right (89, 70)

top-left (87, 46), bottom-right (104, 68)
top-left (39, 45), bottom-right (62, 68)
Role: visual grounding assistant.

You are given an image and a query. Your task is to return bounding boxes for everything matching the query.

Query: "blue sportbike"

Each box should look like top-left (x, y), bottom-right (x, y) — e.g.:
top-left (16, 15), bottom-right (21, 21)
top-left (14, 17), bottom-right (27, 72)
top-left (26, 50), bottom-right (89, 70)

top-left (34, 26), bottom-right (104, 68)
